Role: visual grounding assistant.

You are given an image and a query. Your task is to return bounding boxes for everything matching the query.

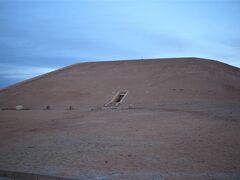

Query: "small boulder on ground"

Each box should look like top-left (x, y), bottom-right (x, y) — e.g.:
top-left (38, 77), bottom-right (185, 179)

top-left (15, 105), bottom-right (24, 110)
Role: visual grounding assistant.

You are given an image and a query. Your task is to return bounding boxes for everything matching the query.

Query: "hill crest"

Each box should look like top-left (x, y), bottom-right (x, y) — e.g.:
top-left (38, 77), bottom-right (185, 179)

top-left (0, 57), bottom-right (239, 109)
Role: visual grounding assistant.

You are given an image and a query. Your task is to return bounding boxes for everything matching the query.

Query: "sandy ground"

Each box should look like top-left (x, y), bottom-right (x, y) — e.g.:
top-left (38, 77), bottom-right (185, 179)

top-left (0, 101), bottom-right (240, 179)
top-left (0, 58), bottom-right (240, 179)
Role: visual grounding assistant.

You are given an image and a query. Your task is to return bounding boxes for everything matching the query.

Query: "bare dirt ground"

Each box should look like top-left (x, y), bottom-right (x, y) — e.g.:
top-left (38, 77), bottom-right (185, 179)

top-left (0, 101), bottom-right (240, 179)
top-left (0, 58), bottom-right (240, 179)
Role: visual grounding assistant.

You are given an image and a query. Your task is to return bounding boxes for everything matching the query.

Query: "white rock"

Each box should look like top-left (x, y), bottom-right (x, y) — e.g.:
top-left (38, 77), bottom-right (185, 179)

top-left (15, 105), bottom-right (24, 110)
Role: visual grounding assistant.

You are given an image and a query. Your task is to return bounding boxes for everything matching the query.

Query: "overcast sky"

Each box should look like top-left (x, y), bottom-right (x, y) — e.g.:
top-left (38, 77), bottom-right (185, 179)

top-left (0, 0), bottom-right (240, 88)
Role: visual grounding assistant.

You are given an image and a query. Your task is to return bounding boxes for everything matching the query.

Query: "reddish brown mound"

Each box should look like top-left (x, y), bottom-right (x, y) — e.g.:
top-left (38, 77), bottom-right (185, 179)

top-left (0, 57), bottom-right (240, 179)
top-left (0, 57), bottom-right (239, 109)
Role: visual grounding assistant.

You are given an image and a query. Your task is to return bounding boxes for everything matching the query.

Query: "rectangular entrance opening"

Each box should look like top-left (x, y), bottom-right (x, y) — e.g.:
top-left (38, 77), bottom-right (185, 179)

top-left (114, 92), bottom-right (127, 103)
top-left (105, 90), bottom-right (128, 107)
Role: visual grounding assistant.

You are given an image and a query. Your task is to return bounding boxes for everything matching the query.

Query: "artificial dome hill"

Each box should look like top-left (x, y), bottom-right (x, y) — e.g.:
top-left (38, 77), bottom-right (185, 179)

top-left (0, 57), bottom-right (239, 109)
top-left (0, 57), bottom-right (240, 180)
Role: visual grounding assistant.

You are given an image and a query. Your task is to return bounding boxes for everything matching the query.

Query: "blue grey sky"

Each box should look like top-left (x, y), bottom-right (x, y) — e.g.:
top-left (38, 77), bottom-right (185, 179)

top-left (0, 0), bottom-right (240, 88)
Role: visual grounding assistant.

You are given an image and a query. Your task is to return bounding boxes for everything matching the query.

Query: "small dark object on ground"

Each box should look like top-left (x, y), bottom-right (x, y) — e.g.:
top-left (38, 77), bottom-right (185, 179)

top-left (23, 107), bottom-right (30, 110)
top-left (69, 106), bottom-right (73, 110)
top-left (1, 107), bottom-right (15, 110)
top-left (46, 106), bottom-right (50, 110)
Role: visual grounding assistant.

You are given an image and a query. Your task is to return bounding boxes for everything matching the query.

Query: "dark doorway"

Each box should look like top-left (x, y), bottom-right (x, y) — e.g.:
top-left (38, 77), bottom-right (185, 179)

top-left (106, 91), bottom-right (128, 107)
